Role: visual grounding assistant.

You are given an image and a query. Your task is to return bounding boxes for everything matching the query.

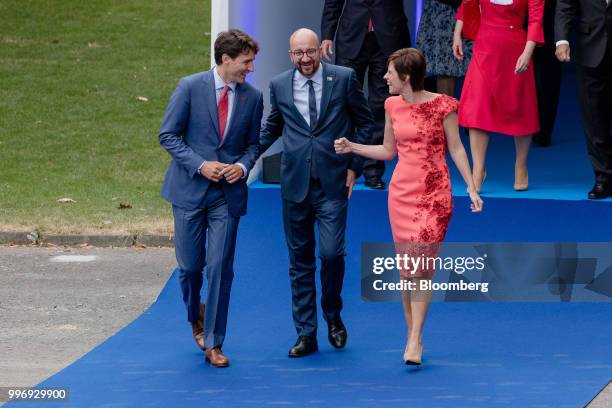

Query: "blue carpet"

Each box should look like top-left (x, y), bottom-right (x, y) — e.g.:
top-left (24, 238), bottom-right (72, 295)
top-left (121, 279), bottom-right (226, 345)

top-left (10, 189), bottom-right (612, 408)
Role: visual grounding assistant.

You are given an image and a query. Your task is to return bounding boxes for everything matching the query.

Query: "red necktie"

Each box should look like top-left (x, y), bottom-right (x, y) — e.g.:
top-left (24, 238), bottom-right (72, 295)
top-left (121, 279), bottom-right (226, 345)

top-left (218, 85), bottom-right (229, 140)
top-left (368, 18), bottom-right (373, 32)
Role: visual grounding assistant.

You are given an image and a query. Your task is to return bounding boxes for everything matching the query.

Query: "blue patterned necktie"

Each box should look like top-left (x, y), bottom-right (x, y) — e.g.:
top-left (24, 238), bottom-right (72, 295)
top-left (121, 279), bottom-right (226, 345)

top-left (307, 79), bottom-right (317, 130)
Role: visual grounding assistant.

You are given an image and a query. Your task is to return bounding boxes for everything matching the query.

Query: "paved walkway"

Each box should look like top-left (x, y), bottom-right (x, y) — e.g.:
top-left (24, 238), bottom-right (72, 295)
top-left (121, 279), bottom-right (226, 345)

top-left (0, 247), bottom-right (174, 389)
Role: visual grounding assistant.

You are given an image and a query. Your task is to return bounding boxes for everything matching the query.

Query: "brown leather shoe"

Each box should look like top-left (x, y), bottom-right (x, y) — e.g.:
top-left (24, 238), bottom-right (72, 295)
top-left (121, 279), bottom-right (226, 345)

top-left (191, 303), bottom-right (206, 351)
top-left (205, 347), bottom-right (229, 368)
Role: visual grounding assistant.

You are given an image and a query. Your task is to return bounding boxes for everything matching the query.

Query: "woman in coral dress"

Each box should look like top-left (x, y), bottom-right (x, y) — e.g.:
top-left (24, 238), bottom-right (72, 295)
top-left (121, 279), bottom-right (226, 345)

top-left (335, 48), bottom-right (483, 365)
top-left (453, 0), bottom-right (544, 191)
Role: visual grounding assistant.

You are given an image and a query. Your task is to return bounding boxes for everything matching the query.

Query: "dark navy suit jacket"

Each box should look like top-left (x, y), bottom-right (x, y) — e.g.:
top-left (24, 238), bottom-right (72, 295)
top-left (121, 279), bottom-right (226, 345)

top-left (260, 63), bottom-right (373, 203)
top-left (555, 0), bottom-right (612, 68)
top-left (159, 69), bottom-right (263, 216)
top-left (321, 0), bottom-right (411, 60)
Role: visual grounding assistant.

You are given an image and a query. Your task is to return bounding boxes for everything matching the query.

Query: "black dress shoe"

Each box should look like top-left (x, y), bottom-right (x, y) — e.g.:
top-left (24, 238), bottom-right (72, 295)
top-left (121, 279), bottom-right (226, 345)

top-left (288, 336), bottom-right (318, 358)
top-left (588, 182), bottom-right (612, 199)
top-left (365, 178), bottom-right (386, 190)
top-left (327, 316), bottom-right (347, 349)
top-left (532, 132), bottom-right (551, 147)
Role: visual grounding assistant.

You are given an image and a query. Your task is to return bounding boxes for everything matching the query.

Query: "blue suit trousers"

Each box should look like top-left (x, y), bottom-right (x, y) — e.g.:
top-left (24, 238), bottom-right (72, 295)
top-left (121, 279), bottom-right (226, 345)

top-left (172, 184), bottom-right (239, 348)
top-left (282, 178), bottom-right (348, 337)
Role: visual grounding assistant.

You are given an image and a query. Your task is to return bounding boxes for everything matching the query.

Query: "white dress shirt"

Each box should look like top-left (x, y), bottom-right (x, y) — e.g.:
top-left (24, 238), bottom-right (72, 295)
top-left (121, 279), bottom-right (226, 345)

top-left (293, 64), bottom-right (323, 127)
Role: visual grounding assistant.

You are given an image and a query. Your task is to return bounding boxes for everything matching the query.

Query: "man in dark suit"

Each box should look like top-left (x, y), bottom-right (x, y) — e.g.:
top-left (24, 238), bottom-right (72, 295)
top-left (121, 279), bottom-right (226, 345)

top-left (321, 0), bottom-right (411, 189)
top-left (555, 0), bottom-right (612, 198)
top-left (159, 29), bottom-right (263, 367)
top-left (260, 28), bottom-right (373, 357)
top-left (533, 0), bottom-right (562, 147)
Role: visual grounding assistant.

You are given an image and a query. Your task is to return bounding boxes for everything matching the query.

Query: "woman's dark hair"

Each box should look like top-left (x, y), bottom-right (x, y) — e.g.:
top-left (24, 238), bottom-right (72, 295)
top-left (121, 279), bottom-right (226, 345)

top-left (387, 48), bottom-right (426, 91)
top-left (214, 29), bottom-right (259, 64)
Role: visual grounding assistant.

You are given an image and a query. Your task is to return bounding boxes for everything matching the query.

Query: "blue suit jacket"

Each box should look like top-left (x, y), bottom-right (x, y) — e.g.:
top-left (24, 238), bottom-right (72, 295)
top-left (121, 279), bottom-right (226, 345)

top-left (159, 69), bottom-right (263, 216)
top-left (260, 63), bottom-right (373, 203)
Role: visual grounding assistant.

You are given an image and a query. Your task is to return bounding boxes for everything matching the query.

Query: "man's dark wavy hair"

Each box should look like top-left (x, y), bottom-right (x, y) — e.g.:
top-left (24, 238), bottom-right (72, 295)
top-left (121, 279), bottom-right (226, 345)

top-left (214, 29), bottom-right (259, 64)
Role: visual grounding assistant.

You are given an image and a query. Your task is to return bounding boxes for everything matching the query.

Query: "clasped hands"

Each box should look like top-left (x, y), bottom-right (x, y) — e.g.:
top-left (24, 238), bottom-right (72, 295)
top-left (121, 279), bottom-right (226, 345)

top-left (200, 161), bottom-right (243, 184)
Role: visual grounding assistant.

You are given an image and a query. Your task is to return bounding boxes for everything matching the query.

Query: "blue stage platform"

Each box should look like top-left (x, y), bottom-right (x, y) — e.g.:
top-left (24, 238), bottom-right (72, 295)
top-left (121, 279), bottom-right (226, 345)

top-left (251, 70), bottom-right (610, 202)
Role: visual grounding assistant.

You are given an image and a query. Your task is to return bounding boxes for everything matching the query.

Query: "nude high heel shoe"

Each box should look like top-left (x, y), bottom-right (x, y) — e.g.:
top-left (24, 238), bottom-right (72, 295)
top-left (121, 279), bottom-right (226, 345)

top-left (514, 165), bottom-right (528, 191)
top-left (403, 341), bottom-right (423, 366)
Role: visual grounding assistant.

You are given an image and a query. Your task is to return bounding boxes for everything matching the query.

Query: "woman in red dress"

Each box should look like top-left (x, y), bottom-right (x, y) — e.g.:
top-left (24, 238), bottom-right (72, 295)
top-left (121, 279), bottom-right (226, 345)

top-left (453, 0), bottom-right (544, 191)
top-left (335, 49), bottom-right (483, 365)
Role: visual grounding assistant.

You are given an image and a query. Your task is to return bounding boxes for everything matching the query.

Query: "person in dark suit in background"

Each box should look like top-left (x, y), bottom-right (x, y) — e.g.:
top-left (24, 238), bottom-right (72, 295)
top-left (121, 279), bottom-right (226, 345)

top-left (159, 29), bottom-right (263, 367)
top-left (321, 0), bottom-right (411, 190)
top-left (555, 0), bottom-right (612, 198)
top-left (532, 0), bottom-right (562, 147)
top-left (260, 28), bottom-right (373, 357)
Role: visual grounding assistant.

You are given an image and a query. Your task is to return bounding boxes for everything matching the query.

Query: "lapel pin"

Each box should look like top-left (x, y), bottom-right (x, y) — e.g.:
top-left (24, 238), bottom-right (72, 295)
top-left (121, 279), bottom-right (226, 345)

top-left (327, 76), bottom-right (333, 81)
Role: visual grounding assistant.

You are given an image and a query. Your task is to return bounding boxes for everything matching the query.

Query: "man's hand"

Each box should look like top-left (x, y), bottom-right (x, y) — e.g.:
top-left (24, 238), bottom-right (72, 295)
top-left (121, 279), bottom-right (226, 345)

top-left (200, 161), bottom-right (229, 182)
top-left (555, 44), bottom-right (571, 62)
top-left (321, 40), bottom-right (334, 61)
top-left (346, 169), bottom-right (356, 199)
top-left (219, 164), bottom-right (245, 184)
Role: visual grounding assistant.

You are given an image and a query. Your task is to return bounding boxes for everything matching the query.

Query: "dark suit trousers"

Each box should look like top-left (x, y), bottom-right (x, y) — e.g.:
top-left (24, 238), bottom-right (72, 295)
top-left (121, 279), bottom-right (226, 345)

top-left (576, 44), bottom-right (612, 182)
top-left (336, 32), bottom-right (388, 180)
top-left (282, 178), bottom-right (348, 337)
top-left (172, 183), bottom-right (240, 348)
top-left (534, 2), bottom-right (561, 138)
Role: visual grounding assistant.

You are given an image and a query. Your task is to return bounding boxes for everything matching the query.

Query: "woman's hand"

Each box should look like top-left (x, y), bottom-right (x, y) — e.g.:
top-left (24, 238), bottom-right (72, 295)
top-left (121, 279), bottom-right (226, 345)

top-left (452, 36), bottom-right (464, 61)
top-left (515, 49), bottom-right (533, 74)
top-left (468, 188), bottom-right (484, 212)
top-left (334, 137), bottom-right (353, 154)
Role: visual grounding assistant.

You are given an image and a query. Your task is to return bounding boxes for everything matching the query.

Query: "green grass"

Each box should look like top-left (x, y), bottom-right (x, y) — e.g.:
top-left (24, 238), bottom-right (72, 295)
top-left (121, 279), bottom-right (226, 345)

top-left (0, 0), bottom-right (210, 234)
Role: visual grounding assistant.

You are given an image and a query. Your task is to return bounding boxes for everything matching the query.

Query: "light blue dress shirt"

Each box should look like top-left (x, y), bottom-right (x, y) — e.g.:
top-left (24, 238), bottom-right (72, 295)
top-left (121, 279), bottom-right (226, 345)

top-left (293, 64), bottom-right (323, 127)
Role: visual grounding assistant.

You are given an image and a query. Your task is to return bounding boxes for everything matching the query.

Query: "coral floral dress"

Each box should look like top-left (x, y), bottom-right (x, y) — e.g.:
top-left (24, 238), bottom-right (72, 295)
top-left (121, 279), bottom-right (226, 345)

top-left (456, 0), bottom-right (544, 136)
top-left (385, 94), bottom-right (459, 278)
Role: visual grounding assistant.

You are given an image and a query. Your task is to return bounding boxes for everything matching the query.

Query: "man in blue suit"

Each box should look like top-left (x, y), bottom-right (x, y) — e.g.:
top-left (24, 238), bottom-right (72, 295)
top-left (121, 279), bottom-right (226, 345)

top-left (159, 29), bottom-right (263, 367)
top-left (260, 28), bottom-right (373, 357)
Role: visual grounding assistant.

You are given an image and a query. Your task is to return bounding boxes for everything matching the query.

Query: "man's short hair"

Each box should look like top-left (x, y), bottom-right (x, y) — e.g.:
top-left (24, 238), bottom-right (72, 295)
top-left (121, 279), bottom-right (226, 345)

top-left (214, 29), bottom-right (259, 64)
top-left (387, 48), bottom-right (426, 92)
